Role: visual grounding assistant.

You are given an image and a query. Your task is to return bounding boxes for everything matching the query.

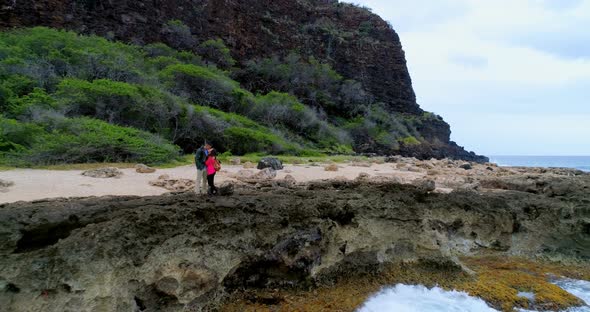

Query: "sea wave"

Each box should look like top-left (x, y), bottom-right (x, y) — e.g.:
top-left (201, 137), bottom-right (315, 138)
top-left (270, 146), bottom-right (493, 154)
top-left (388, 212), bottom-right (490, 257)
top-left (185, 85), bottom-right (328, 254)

top-left (358, 284), bottom-right (497, 312)
top-left (358, 278), bottom-right (590, 312)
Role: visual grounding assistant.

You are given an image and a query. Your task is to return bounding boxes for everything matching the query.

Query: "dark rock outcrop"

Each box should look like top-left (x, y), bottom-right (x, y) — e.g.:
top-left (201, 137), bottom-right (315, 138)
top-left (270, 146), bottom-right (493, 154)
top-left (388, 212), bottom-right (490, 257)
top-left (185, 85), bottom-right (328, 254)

top-left (1, 176), bottom-right (589, 311)
top-left (257, 157), bottom-right (283, 171)
top-left (0, 0), bottom-right (487, 161)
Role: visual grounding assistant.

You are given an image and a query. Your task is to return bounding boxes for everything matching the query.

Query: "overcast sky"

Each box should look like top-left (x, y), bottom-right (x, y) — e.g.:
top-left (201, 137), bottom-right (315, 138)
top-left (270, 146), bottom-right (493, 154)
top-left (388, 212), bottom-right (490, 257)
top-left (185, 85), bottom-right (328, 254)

top-left (346, 0), bottom-right (590, 156)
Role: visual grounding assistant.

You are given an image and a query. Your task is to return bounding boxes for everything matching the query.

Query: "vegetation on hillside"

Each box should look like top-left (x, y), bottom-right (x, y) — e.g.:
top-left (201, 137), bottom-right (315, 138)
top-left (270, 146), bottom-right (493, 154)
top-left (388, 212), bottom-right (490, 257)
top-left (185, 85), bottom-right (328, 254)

top-left (0, 26), bottom-right (434, 166)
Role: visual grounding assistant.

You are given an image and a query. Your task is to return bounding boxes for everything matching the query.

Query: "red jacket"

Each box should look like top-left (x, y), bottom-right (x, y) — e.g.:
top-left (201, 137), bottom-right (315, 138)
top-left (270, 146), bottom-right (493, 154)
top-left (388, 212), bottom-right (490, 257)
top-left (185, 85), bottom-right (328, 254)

top-left (205, 157), bottom-right (217, 175)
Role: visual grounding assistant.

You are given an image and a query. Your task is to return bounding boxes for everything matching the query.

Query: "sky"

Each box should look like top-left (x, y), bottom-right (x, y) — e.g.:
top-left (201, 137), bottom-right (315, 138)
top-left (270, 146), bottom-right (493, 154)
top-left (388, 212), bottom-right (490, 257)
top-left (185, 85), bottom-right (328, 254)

top-left (345, 0), bottom-right (590, 156)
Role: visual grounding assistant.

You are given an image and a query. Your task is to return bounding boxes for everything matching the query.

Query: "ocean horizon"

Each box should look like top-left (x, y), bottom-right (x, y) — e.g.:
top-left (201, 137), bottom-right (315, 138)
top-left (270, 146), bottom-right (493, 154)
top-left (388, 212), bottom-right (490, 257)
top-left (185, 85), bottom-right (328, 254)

top-left (488, 155), bottom-right (590, 172)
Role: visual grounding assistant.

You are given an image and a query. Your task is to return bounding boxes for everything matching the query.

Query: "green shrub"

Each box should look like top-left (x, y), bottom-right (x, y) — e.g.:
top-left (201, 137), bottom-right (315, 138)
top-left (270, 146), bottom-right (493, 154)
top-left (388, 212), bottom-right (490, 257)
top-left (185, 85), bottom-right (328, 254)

top-left (252, 91), bottom-right (316, 132)
top-left (7, 88), bottom-right (59, 119)
top-left (56, 78), bottom-right (183, 134)
top-left (0, 27), bottom-right (145, 85)
top-left (400, 136), bottom-right (421, 145)
top-left (1, 117), bottom-right (180, 165)
top-left (160, 63), bottom-right (253, 113)
top-left (0, 117), bottom-right (43, 152)
top-left (238, 52), bottom-right (372, 117)
top-left (160, 20), bottom-right (196, 51)
top-left (197, 39), bottom-right (236, 69)
top-left (0, 74), bottom-right (36, 111)
top-left (223, 126), bottom-right (296, 155)
top-left (0, 27), bottom-right (435, 162)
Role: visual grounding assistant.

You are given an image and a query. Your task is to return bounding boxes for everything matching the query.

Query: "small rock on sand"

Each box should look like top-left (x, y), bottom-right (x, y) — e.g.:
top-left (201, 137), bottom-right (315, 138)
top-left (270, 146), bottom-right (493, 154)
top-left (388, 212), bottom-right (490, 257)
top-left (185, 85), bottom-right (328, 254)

top-left (82, 167), bottom-right (123, 178)
top-left (243, 162), bottom-right (256, 169)
top-left (230, 158), bottom-right (241, 165)
top-left (324, 164), bottom-right (339, 172)
top-left (0, 179), bottom-right (14, 192)
top-left (135, 164), bottom-right (156, 173)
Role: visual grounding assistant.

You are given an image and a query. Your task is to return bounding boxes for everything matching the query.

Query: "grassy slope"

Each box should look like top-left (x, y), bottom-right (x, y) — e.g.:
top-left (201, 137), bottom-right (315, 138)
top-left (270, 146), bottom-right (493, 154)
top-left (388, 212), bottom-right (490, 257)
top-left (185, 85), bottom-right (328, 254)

top-left (0, 27), bottom-right (434, 167)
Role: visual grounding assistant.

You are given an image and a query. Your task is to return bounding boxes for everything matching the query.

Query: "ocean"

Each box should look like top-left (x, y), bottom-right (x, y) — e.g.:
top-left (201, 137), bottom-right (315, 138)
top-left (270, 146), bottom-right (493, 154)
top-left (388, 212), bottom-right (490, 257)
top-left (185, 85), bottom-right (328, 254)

top-left (488, 156), bottom-right (590, 172)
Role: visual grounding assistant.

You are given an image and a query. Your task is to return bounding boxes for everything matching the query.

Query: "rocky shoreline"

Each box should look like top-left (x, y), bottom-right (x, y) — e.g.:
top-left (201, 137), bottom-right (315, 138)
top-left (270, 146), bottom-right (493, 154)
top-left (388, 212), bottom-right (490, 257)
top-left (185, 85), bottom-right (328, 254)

top-left (0, 159), bottom-right (589, 311)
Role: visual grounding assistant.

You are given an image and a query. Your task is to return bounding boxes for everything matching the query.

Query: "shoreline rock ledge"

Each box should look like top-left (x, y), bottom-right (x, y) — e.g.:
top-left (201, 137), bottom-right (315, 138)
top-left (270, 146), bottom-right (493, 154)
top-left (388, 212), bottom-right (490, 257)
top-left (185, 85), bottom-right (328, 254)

top-left (0, 174), bottom-right (588, 311)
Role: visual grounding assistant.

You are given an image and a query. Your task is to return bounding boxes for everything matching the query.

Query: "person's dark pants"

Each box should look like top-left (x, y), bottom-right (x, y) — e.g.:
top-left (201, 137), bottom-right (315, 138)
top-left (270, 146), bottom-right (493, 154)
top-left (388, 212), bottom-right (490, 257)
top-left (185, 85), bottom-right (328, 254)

top-left (207, 173), bottom-right (217, 195)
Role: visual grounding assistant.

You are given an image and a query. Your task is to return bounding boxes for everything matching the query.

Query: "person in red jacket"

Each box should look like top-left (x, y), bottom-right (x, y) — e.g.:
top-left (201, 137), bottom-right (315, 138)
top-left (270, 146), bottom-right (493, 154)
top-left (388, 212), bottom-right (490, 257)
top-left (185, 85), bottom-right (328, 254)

top-left (204, 149), bottom-right (219, 195)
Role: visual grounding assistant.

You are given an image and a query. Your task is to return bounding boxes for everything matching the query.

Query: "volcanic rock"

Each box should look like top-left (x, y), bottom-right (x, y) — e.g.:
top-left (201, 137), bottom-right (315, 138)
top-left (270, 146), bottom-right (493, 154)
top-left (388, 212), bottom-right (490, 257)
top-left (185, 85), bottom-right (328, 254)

top-left (257, 158), bottom-right (283, 171)
top-left (135, 164), bottom-right (156, 173)
top-left (81, 167), bottom-right (123, 178)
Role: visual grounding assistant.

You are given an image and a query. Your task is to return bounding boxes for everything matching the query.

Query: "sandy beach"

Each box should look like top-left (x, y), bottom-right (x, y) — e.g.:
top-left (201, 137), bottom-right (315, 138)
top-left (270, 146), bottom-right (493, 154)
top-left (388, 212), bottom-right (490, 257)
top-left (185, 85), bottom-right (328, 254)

top-left (0, 163), bottom-right (424, 204)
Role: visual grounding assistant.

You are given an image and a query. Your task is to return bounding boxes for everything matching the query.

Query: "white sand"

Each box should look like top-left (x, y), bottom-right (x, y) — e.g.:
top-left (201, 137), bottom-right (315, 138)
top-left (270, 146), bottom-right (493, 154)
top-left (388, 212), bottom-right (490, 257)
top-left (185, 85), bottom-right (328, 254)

top-left (0, 163), bottom-right (423, 204)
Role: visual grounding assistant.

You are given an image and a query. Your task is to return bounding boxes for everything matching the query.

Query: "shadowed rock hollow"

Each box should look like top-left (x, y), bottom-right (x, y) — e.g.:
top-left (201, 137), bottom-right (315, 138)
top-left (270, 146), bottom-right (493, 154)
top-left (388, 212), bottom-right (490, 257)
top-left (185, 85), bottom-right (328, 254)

top-left (1, 175), bottom-right (589, 311)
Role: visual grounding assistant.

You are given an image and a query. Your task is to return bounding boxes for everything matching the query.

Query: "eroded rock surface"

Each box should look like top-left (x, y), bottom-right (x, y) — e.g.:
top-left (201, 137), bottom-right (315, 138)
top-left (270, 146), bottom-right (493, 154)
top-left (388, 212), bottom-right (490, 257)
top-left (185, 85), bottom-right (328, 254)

top-left (81, 167), bottom-right (123, 178)
top-left (136, 164), bottom-right (156, 174)
top-left (0, 179), bottom-right (14, 192)
top-left (149, 176), bottom-right (194, 192)
top-left (1, 176), bottom-right (589, 311)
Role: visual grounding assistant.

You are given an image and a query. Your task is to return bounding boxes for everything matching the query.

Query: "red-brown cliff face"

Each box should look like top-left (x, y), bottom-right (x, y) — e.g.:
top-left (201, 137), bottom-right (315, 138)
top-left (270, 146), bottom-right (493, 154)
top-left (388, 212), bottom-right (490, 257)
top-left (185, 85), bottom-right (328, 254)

top-left (0, 0), bottom-right (487, 161)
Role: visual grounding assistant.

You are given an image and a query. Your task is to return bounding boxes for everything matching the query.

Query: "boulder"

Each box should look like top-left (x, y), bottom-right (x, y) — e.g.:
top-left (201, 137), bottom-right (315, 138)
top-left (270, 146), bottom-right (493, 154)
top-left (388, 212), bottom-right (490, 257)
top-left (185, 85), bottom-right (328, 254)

top-left (232, 170), bottom-right (256, 181)
top-left (460, 163), bottom-right (473, 170)
top-left (351, 161), bottom-right (372, 168)
top-left (253, 168), bottom-right (277, 180)
top-left (243, 161), bottom-right (256, 169)
top-left (274, 175), bottom-right (297, 189)
top-left (458, 182), bottom-right (480, 192)
top-left (0, 179), bottom-right (14, 192)
top-left (355, 172), bottom-right (371, 182)
top-left (371, 157), bottom-right (386, 164)
top-left (218, 182), bottom-right (234, 196)
top-left (257, 157), bottom-right (283, 170)
top-left (324, 164), bottom-right (339, 172)
top-left (230, 158), bottom-right (241, 165)
top-left (135, 164), bottom-right (156, 173)
top-left (413, 179), bottom-right (436, 192)
top-left (384, 155), bottom-right (402, 163)
top-left (233, 168), bottom-right (277, 183)
top-left (82, 167), bottom-right (123, 178)
top-left (282, 174), bottom-right (297, 188)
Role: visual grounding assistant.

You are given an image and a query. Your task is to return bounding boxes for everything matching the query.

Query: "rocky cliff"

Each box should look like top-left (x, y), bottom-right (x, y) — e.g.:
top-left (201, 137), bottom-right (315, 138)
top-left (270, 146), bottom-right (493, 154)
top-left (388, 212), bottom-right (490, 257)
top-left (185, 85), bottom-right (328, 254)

top-left (0, 0), bottom-right (487, 162)
top-left (1, 171), bottom-right (589, 311)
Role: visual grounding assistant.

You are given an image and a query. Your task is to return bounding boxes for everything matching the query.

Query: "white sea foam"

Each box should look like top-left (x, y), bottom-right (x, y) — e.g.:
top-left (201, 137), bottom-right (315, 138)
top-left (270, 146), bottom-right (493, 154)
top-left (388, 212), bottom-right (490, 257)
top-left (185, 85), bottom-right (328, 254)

top-left (357, 284), bottom-right (498, 312)
top-left (553, 278), bottom-right (590, 306)
top-left (358, 279), bottom-right (590, 312)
